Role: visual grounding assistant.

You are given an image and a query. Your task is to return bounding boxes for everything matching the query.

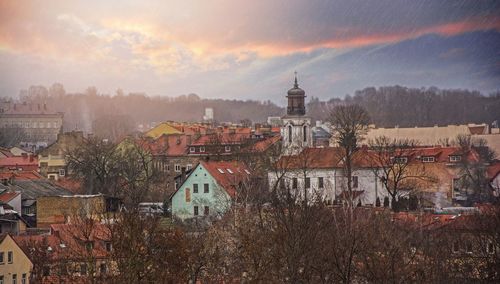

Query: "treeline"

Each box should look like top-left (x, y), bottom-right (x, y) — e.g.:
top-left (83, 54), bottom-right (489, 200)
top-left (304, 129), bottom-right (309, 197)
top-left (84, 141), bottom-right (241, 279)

top-left (308, 86), bottom-right (500, 127)
top-left (5, 84), bottom-right (500, 136)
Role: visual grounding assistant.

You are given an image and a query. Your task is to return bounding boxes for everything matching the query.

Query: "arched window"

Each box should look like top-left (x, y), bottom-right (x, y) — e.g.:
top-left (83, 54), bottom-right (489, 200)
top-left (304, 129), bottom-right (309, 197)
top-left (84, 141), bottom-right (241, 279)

top-left (288, 125), bottom-right (292, 143)
top-left (303, 125), bottom-right (307, 142)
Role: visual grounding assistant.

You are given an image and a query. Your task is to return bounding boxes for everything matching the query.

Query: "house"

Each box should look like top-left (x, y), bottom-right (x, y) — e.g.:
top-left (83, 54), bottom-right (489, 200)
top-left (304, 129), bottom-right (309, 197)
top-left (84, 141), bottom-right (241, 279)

top-left (0, 203), bottom-right (28, 235)
top-left (38, 131), bottom-right (85, 180)
top-left (14, 223), bottom-right (113, 283)
top-left (0, 171), bottom-right (74, 227)
top-left (270, 147), bottom-right (388, 206)
top-left (36, 194), bottom-right (122, 228)
top-left (170, 160), bottom-right (251, 221)
top-left (0, 234), bottom-right (33, 284)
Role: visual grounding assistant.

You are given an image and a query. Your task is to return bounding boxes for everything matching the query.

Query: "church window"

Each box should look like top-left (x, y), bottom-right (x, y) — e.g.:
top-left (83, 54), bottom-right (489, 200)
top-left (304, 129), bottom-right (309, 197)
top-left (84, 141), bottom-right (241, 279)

top-left (303, 125), bottom-right (307, 142)
top-left (288, 126), bottom-right (292, 143)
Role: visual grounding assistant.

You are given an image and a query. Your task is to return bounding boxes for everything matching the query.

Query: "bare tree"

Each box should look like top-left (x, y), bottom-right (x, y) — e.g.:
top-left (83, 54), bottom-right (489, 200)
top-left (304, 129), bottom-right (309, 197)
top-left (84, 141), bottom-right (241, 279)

top-left (328, 104), bottom-right (370, 211)
top-left (455, 134), bottom-right (497, 204)
top-left (368, 136), bottom-right (435, 211)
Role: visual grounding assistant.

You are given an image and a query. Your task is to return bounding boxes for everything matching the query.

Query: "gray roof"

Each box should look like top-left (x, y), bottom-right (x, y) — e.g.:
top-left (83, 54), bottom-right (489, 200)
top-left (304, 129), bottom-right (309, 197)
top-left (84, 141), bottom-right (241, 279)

top-left (0, 179), bottom-right (73, 200)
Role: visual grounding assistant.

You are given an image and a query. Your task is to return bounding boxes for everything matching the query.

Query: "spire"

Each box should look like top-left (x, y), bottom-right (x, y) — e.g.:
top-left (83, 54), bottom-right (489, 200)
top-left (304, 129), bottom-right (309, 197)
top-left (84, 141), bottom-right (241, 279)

top-left (294, 71), bottom-right (299, 88)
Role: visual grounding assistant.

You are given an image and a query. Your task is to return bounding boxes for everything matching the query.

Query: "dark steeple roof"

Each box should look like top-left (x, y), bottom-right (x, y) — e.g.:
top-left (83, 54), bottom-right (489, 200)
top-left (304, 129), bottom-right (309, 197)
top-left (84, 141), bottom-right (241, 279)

top-left (286, 72), bottom-right (306, 116)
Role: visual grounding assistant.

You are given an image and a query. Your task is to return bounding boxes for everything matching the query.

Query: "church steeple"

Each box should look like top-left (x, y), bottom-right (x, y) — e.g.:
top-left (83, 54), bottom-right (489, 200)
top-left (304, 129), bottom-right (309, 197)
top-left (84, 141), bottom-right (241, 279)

top-left (286, 72), bottom-right (306, 116)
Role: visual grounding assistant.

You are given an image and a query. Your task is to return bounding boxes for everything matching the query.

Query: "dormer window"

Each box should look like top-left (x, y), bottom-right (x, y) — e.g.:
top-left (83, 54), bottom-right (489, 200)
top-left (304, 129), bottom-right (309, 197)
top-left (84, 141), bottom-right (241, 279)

top-left (422, 156), bottom-right (435, 163)
top-left (393, 157), bottom-right (408, 164)
top-left (225, 146), bottom-right (231, 152)
top-left (199, 146), bottom-right (205, 152)
top-left (449, 155), bottom-right (461, 162)
top-left (189, 147), bottom-right (195, 153)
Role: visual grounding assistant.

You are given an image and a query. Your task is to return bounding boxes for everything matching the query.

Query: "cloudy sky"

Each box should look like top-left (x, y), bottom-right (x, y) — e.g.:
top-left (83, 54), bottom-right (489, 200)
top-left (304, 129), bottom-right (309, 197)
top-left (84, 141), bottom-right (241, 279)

top-left (1, 0), bottom-right (499, 104)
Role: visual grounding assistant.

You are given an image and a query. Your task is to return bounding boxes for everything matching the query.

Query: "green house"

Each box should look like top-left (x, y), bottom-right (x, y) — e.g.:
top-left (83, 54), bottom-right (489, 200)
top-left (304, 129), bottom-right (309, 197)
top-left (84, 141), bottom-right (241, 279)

top-left (170, 160), bottom-right (251, 220)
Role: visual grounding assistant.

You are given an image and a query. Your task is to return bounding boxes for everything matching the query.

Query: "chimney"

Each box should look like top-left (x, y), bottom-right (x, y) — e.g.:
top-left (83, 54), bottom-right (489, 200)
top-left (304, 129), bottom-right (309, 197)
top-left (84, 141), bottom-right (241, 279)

top-left (187, 135), bottom-right (192, 145)
top-left (181, 167), bottom-right (187, 183)
top-left (29, 153), bottom-right (34, 162)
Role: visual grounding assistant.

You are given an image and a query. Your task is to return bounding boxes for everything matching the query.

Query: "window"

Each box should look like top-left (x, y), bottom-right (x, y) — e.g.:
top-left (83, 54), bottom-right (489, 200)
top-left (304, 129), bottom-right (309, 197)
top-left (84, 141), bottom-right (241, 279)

top-left (80, 263), bottom-right (87, 275)
top-left (174, 164), bottom-right (181, 172)
top-left (189, 147), bottom-right (195, 153)
top-left (204, 206), bottom-right (209, 216)
top-left (187, 164), bottom-right (193, 170)
top-left (193, 184), bottom-right (199, 193)
top-left (305, 177), bottom-right (310, 189)
top-left (11, 274), bottom-right (16, 284)
top-left (449, 155), bottom-right (461, 162)
top-left (59, 169), bottom-right (65, 176)
top-left (21, 274), bottom-right (26, 284)
top-left (194, 206), bottom-right (199, 216)
top-left (0, 252), bottom-right (4, 264)
top-left (200, 146), bottom-right (205, 152)
top-left (318, 177), bottom-right (324, 189)
top-left (486, 241), bottom-right (495, 254)
top-left (7, 251), bottom-right (12, 263)
top-left (100, 263), bottom-right (107, 274)
top-left (303, 125), bottom-right (307, 142)
top-left (352, 176), bottom-right (359, 188)
top-left (394, 157), bottom-right (408, 163)
top-left (105, 242), bottom-right (112, 252)
top-left (292, 178), bottom-right (298, 189)
top-left (204, 183), bottom-right (209, 193)
top-left (288, 126), bottom-right (292, 143)
top-left (0, 276), bottom-right (3, 284)
top-left (225, 146), bottom-right (231, 152)
top-left (226, 168), bottom-right (233, 174)
top-left (465, 242), bottom-right (473, 254)
top-left (452, 240), bottom-right (460, 253)
top-left (185, 188), bottom-right (191, 202)
top-left (85, 241), bottom-right (94, 251)
top-left (422, 156), bottom-right (435, 163)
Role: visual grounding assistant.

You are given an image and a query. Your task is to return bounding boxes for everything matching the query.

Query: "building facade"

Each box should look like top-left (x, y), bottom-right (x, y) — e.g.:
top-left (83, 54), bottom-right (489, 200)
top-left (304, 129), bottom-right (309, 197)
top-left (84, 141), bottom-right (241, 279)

top-left (281, 74), bottom-right (312, 155)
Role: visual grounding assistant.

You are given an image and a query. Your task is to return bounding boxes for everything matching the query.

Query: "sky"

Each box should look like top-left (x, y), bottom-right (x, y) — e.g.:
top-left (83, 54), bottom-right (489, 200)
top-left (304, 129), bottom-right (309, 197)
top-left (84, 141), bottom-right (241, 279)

top-left (0, 0), bottom-right (499, 105)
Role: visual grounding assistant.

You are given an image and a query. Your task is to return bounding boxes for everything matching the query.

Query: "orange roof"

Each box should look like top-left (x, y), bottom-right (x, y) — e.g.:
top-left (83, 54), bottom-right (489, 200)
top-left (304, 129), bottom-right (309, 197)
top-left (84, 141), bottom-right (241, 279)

top-left (247, 135), bottom-right (281, 152)
top-left (0, 156), bottom-right (38, 167)
top-left (200, 160), bottom-right (251, 197)
top-left (0, 191), bottom-right (20, 203)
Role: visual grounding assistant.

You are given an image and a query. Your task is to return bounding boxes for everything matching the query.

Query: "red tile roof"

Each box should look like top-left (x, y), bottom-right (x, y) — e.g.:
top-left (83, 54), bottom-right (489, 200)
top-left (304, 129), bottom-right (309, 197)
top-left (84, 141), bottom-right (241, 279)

top-left (0, 191), bottom-right (20, 203)
top-left (200, 160), bottom-right (251, 197)
top-left (0, 156), bottom-right (38, 170)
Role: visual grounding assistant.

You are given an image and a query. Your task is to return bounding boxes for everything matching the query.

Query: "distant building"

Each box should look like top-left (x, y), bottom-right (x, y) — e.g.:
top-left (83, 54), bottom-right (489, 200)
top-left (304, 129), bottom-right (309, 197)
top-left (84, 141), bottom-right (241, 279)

top-left (38, 131), bottom-right (85, 180)
top-left (203, 107), bottom-right (214, 122)
top-left (0, 101), bottom-right (63, 150)
top-left (0, 154), bottom-right (38, 172)
top-left (267, 116), bottom-right (282, 127)
top-left (281, 73), bottom-right (312, 155)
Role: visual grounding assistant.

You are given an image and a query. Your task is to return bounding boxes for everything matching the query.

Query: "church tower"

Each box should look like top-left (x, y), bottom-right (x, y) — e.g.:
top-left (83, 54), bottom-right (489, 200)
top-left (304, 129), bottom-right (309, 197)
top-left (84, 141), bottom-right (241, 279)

top-left (281, 72), bottom-right (312, 155)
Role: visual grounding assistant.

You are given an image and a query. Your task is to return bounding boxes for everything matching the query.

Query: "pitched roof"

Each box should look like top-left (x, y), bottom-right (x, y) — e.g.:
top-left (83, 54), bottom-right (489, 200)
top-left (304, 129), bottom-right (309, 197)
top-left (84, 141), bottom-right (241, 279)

top-left (200, 160), bottom-right (251, 197)
top-left (145, 122), bottom-right (182, 138)
top-left (0, 172), bottom-right (73, 200)
top-left (0, 156), bottom-right (38, 168)
top-left (0, 191), bottom-right (20, 203)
